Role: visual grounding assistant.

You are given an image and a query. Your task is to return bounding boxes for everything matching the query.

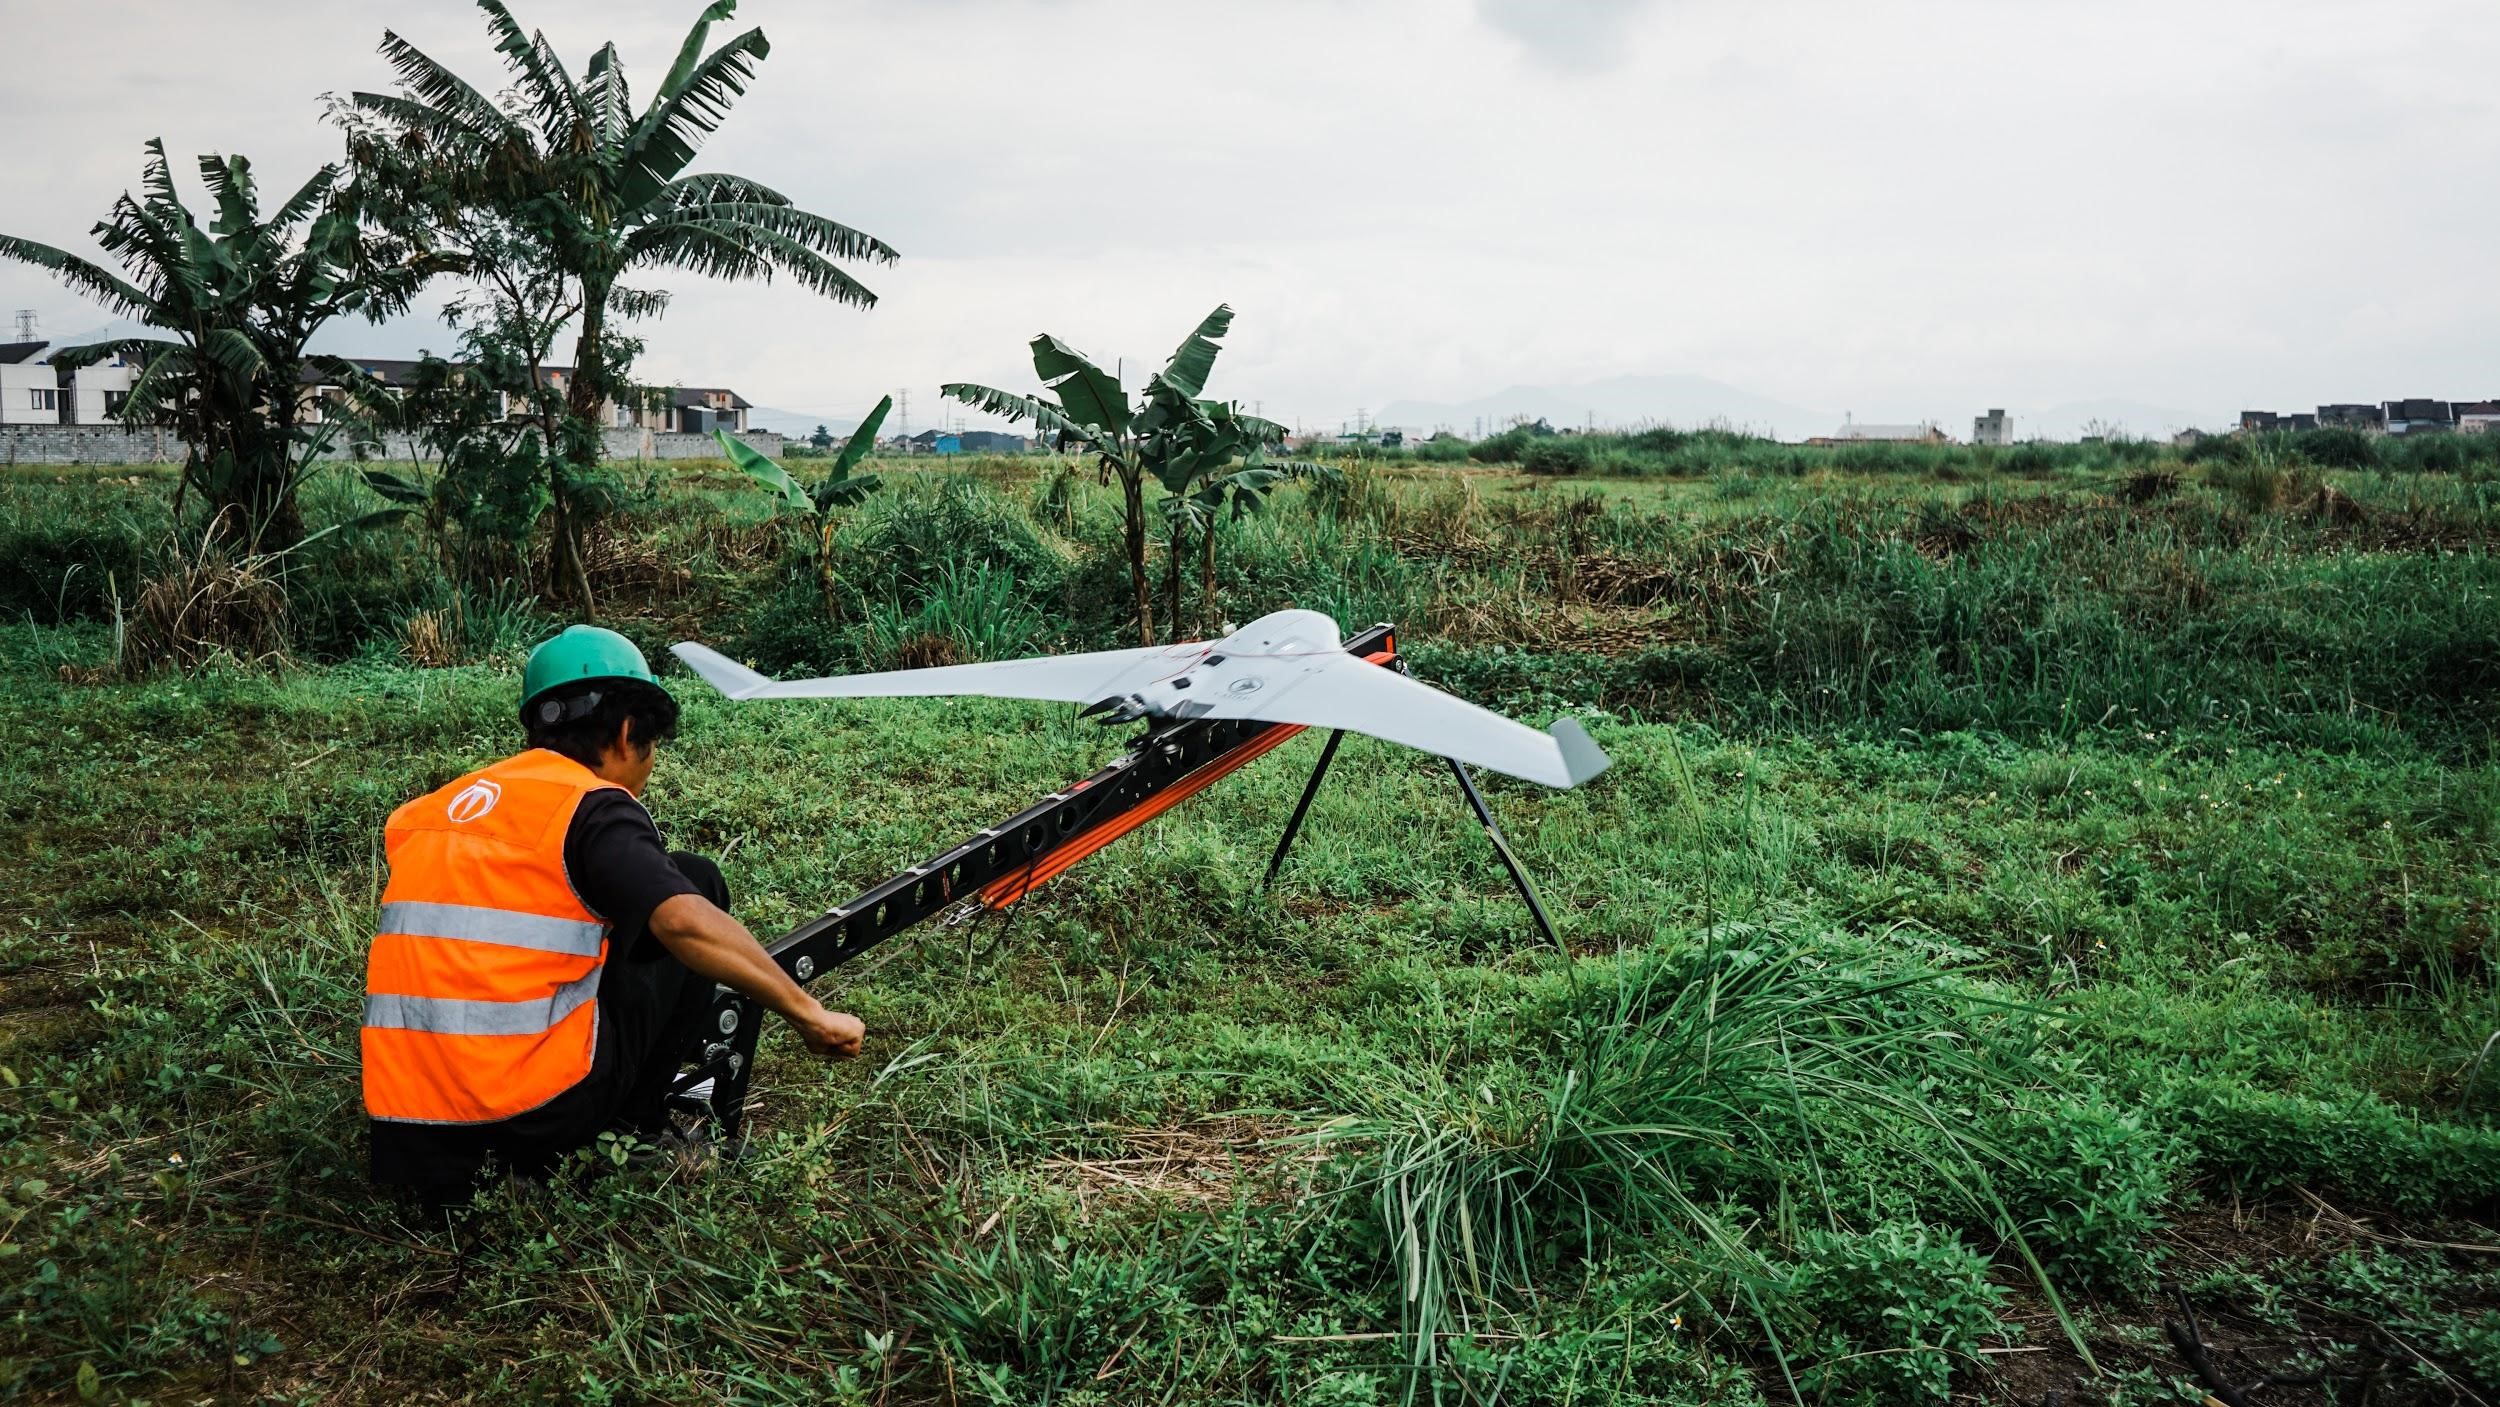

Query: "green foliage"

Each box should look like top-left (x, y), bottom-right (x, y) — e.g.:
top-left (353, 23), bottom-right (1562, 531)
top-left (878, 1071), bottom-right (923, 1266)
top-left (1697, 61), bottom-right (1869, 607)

top-left (2163, 1079), bottom-right (2500, 1214)
top-left (4, 451), bottom-right (2498, 1403)
top-left (1770, 1221), bottom-right (2010, 1406)
top-left (1989, 1098), bottom-right (2178, 1295)
top-left (943, 304), bottom-right (1292, 643)
top-left (344, 0), bottom-right (898, 607)
top-left (0, 142), bottom-right (444, 548)
top-left (1318, 944), bottom-right (2030, 1385)
top-left (906, 1218), bottom-right (1209, 1404)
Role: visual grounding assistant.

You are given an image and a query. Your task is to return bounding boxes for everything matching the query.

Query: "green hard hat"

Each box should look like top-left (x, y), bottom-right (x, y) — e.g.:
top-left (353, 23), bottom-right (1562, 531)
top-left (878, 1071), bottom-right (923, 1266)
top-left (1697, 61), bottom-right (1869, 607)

top-left (521, 625), bottom-right (659, 712)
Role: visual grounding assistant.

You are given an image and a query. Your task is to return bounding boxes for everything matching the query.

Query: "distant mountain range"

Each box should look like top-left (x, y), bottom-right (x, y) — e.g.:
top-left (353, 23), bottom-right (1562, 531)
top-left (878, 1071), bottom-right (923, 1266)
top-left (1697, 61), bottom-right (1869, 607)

top-left (1374, 375), bottom-right (2221, 443)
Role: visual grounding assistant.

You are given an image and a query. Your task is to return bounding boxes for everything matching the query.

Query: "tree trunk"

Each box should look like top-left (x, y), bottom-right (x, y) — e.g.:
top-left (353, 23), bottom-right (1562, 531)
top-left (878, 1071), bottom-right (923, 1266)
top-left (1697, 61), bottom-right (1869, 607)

top-left (1199, 518), bottom-right (1218, 638)
top-left (555, 293), bottom-right (606, 619)
top-left (1121, 462), bottom-right (1153, 645)
top-left (1163, 515), bottom-right (1183, 644)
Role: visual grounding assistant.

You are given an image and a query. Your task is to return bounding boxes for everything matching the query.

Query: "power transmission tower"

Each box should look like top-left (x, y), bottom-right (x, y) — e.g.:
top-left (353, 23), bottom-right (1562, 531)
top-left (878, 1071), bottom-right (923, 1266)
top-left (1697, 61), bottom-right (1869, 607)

top-left (11, 310), bottom-right (35, 342)
top-left (896, 388), bottom-right (909, 444)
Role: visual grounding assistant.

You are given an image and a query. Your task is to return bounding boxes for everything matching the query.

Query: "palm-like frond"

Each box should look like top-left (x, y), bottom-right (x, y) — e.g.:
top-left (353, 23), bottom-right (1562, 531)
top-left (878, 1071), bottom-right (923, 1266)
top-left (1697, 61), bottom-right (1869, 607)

top-left (265, 165), bottom-right (343, 239)
top-left (197, 154), bottom-right (262, 240)
top-left (832, 395), bottom-right (891, 478)
top-left (624, 218), bottom-right (880, 306)
top-left (939, 383), bottom-right (1099, 447)
top-left (46, 336), bottom-right (183, 372)
top-left (607, 284), bottom-right (672, 320)
top-left (658, 172), bottom-right (791, 206)
top-left (616, 22), bottom-right (771, 211)
top-left (581, 43), bottom-right (632, 148)
top-left (474, 0), bottom-right (586, 142)
top-left (373, 30), bottom-right (523, 147)
top-left (0, 236), bottom-right (158, 322)
top-left (1030, 334), bottom-right (1130, 433)
top-left (652, 199), bottom-right (896, 263)
top-left (1159, 304), bottom-right (1233, 399)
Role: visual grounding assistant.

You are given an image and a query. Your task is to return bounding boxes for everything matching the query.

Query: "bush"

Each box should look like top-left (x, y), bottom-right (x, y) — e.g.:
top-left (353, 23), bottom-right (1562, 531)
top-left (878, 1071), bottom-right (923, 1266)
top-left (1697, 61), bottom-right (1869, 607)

top-left (2165, 1080), bottom-right (2500, 1214)
top-left (0, 481), bottom-right (157, 621)
top-left (1770, 1221), bottom-right (2009, 1406)
top-left (1990, 1098), bottom-right (2178, 1295)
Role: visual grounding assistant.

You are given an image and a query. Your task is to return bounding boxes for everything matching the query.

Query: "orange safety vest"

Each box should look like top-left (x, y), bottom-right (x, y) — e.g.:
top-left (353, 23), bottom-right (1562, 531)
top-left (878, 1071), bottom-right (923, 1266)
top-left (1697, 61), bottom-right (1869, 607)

top-left (361, 749), bottom-right (621, 1124)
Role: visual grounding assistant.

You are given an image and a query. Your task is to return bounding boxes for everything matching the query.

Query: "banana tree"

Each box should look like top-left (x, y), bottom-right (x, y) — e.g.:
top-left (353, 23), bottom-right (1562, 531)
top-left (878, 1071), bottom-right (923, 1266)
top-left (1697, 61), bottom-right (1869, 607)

top-left (350, 0), bottom-right (897, 611)
top-left (1153, 413), bottom-right (1333, 639)
top-left (944, 304), bottom-right (1288, 644)
top-left (715, 396), bottom-right (887, 609)
top-left (0, 141), bottom-right (443, 548)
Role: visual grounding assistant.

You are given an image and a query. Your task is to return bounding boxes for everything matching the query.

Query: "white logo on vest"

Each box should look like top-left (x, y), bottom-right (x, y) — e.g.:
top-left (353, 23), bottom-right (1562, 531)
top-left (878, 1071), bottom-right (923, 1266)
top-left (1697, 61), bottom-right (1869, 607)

top-left (447, 778), bottom-right (502, 823)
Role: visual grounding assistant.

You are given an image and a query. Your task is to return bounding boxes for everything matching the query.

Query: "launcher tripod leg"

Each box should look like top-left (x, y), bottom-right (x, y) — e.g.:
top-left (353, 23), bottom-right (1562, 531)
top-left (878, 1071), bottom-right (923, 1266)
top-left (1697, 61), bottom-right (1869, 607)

top-left (1446, 758), bottom-right (1562, 948)
top-left (1262, 728), bottom-right (1347, 888)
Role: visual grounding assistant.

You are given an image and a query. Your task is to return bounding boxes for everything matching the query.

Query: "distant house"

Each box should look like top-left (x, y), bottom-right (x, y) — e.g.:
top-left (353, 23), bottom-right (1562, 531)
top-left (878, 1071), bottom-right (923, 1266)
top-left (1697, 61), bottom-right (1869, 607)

top-left (1806, 421), bottom-right (1950, 447)
top-left (295, 358), bottom-right (754, 435)
top-left (956, 430), bottom-right (1028, 453)
top-left (2280, 413), bottom-right (2318, 432)
top-left (2239, 410), bottom-right (2281, 434)
top-left (2454, 400), bottom-right (2500, 434)
top-left (2172, 427), bottom-right (2211, 448)
top-left (909, 428), bottom-right (964, 454)
top-left (665, 387), bottom-right (750, 434)
top-left (0, 341), bottom-right (140, 426)
top-left (1972, 408), bottom-right (2012, 446)
top-left (2317, 403), bottom-right (2384, 431)
top-left (2383, 399), bottom-right (2454, 435)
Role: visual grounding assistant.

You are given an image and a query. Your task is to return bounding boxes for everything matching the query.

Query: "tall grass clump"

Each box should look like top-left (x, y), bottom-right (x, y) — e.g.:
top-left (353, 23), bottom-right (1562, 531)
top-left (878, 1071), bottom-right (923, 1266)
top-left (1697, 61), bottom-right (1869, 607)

top-left (1316, 943), bottom-right (2038, 1394)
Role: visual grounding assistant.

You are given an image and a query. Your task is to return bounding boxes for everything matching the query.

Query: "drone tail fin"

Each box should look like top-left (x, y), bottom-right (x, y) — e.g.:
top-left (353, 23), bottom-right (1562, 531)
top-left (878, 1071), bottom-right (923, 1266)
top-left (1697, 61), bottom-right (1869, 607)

top-left (1549, 718), bottom-right (1612, 787)
top-left (670, 641), bottom-right (774, 700)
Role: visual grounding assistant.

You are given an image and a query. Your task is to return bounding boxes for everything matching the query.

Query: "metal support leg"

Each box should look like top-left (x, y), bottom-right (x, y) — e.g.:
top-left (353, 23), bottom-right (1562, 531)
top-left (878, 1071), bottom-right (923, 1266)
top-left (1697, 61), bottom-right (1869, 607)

top-left (1262, 728), bottom-right (1347, 889)
top-left (1447, 758), bottom-right (1562, 948)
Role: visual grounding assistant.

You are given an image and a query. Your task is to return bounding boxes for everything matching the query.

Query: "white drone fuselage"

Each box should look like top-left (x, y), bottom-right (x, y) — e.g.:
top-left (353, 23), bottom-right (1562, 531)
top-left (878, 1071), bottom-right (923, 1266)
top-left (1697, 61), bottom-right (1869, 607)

top-left (672, 608), bottom-right (1609, 790)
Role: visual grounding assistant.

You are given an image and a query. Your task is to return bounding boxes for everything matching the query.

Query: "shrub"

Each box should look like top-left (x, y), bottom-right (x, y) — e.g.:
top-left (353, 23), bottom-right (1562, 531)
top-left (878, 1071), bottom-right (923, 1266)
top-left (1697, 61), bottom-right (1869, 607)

top-left (1770, 1221), bottom-right (2009, 1406)
top-left (1521, 438), bottom-right (1597, 476)
top-left (2164, 1080), bottom-right (2500, 1214)
top-left (905, 1217), bottom-right (1208, 1404)
top-left (0, 481), bottom-right (157, 621)
top-left (1319, 946), bottom-right (2026, 1385)
top-left (1990, 1098), bottom-right (2178, 1295)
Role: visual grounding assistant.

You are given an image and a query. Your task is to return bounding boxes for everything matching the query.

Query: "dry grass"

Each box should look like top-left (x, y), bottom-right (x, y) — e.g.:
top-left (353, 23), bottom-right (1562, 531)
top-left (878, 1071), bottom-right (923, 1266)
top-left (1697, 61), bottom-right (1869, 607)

top-left (118, 517), bottom-right (289, 677)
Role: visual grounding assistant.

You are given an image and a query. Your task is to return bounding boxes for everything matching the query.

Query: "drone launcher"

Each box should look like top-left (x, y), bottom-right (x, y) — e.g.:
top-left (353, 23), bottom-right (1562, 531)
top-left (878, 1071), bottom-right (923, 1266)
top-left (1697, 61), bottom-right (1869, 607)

top-left (667, 624), bottom-right (1405, 1142)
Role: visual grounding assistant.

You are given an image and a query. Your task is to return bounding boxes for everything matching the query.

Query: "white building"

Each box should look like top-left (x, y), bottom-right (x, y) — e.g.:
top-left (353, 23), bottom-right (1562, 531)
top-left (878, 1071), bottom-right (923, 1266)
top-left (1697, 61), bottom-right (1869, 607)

top-left (1972, 408), bottom-right (2011, 446)
top-left (0, 341), bottom-right (139, 426)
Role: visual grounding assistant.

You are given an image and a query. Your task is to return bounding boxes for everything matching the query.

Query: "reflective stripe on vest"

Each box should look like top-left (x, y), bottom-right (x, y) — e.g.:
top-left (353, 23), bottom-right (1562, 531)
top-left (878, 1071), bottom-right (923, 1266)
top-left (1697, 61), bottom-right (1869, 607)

top-left (361, 749), bottom-right (620, 1125)
top-left (376, 901), bottom-right (606, 957)
top-left (364, 967), bottom-right (602, 1036)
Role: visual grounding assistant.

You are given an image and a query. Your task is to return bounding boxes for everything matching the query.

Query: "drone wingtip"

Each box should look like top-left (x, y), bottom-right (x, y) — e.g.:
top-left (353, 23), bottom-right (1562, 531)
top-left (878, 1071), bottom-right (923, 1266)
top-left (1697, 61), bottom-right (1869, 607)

top-left (670, 641), bottom-right (773, 700)
top-left (1549, 717), bottom-right (1611, 788)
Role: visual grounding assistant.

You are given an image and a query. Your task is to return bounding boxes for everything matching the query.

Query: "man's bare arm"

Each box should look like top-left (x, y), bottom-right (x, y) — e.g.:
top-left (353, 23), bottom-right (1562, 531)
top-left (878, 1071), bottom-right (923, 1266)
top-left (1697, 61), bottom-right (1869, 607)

top-left (645, 893), bottom-right (864, 1057)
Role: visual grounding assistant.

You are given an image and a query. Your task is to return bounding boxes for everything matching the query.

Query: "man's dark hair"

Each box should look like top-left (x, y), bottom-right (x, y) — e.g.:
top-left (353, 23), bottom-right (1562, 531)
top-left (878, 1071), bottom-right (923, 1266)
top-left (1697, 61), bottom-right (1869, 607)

top-left (523, 679), bottom-right (680, 769)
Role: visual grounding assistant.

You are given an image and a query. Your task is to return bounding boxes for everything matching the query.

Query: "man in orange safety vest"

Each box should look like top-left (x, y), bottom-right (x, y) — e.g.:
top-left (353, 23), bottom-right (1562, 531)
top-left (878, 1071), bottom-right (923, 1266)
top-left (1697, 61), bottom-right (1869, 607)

top-left (361, 625), bottom-right (863, 1199)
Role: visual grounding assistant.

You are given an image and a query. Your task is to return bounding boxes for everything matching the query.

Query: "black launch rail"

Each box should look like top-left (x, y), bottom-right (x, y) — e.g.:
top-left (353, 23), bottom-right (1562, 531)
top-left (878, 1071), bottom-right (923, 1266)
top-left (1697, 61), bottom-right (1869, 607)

top-left (665, 621), bottom-right (1558, 1144)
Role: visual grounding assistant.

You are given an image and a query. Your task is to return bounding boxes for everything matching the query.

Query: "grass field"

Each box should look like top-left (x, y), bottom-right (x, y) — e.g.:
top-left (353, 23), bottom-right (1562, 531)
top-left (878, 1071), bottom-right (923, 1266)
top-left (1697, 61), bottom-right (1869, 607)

top-left (3, 445), bottom-right (2498, 1404)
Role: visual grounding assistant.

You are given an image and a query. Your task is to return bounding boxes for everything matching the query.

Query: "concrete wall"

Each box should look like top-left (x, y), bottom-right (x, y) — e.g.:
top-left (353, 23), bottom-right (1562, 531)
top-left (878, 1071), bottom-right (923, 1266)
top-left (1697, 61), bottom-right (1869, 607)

top-left (0, 423), bottom-right (785, 466)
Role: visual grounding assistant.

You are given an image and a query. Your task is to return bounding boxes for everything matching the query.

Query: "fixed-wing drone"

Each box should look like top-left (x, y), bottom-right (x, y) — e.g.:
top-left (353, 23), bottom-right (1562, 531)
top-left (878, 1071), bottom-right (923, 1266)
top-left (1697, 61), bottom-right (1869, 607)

top-left (659, 612), bottom-right (1606, 1142)
top-left (672, 608), bottom-right (1609, 790)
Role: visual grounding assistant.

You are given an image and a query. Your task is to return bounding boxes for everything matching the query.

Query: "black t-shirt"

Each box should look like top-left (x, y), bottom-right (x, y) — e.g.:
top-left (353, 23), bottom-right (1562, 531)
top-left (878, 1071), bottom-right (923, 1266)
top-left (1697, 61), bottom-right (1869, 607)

top-left (565, 788), bottom-right (703, 960)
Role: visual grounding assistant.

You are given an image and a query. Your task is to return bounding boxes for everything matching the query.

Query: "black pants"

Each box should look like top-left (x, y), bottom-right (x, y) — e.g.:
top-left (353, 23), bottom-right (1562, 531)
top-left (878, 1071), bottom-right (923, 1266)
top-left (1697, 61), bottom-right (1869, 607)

top-left (369, 852), bottom-right (723, 1200)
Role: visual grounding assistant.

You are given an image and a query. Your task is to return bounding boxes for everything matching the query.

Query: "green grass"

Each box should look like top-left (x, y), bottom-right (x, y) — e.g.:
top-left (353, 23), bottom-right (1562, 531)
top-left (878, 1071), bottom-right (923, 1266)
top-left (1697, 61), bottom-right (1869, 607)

top-left (2, 449), bottom-right (2496, 1404)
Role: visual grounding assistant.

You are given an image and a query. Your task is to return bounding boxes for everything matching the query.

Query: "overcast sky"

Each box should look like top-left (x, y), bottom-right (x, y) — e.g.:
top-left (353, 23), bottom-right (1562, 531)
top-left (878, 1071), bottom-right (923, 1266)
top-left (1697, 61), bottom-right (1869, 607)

top-left (3, 0), bottom-right (2495, 435)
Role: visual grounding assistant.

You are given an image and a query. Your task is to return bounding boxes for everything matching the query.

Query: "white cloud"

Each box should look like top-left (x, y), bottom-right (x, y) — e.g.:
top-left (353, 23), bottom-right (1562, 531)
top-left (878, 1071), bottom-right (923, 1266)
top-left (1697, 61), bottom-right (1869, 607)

top-left (3, 0), bottom-right (2496, 435)
top-left (1473, 0), bottom-right (1660, 73)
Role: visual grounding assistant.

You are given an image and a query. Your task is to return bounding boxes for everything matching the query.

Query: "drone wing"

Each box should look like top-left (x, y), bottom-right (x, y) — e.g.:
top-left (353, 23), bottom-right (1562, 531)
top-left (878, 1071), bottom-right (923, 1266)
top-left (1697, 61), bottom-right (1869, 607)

top-left (1176, 649), bottom-right (1610, 789)
top-left (670, 640), bottom-right (1210, 706)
